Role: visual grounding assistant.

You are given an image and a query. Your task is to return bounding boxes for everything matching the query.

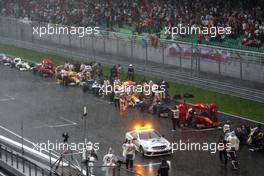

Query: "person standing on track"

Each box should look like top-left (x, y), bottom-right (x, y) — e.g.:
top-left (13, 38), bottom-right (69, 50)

top-left (157, 159), bottom-right (170, 176)
top-left (123, 139), bottom-right (136, 170)
top-left (116, 64), bottom-right (122, 79)
top-left (119, 93), bottom-right (127, 113)
top-left (102, 148), bottom-right (117, 176)
top-left (127, 64), bottom-right (134, 81)
top-left (171, 107), bottom-right (180, 131)
top-left (218, 135), bottom-right (228, 166)
top-left (110, 65), bottom-right (118, 83)
top-left (114, 89), bottom-right (120, 109)
top-left (223, 121), bottom-right (231, 134)
top-left (178, 100), bottom-right (188, 127)
top-left (60, 68), bottom-right (68, 86)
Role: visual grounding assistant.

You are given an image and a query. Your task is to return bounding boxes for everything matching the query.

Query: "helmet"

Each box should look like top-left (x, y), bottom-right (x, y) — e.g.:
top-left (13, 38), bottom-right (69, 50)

top-left (226, 120), bottom-right (231, 125)
top-left (129, 64), bottom-right (133, 67)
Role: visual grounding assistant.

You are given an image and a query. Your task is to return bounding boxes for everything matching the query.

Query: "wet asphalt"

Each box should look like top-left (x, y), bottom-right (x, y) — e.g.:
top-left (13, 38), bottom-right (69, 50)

top-left (0, 64), bottom-right (263, 176)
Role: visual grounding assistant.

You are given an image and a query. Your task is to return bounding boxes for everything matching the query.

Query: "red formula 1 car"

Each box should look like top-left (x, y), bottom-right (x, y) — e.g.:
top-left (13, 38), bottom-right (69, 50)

top-left (187, 103), bottom-right (221, 128)
top-left (33, 58), bottom-right (55, 77)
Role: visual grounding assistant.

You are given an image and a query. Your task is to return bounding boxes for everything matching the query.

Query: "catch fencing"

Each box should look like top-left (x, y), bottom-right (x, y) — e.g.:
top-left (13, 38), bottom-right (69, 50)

top-left (0, 16), bottom-right (264, 83)
top-left (0, 143), bottom-right (50, 176)
top-left (0, 139), bottom-right (142, 176)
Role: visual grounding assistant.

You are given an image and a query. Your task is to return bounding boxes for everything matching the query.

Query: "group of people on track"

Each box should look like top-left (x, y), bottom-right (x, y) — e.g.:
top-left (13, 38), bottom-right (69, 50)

top-left (217, 121), bottom-right (263, 170)
top-left (3, 54), bottom-right (263, 176)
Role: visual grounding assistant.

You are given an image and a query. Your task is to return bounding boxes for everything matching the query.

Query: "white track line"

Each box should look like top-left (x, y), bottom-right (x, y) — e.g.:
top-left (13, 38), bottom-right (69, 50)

top-left (0, 172), bottom-right (7, 176)
top-left (140, 161), bottom-right (171, 168)
top-left (33, 120), bottom-right (49, 129)
top-left (34, 117), bottom-right (77, 128)
top-left (47, 123), bottom-right (76, 128)
top-left (0, 95), bottom-right (15, 102)
top-left (0, 125), bottom-right (85, 173)
top-left (140, 162), bottom-right (161, 167)
top-left (47, 117), bottom-right (77, 128)
top-left (5, 95), bottom-right (15, 100)
top-left (220, 111), bottom-right (264, 125)
top-left (59, 116), bottom-right (77, 125)
top-left (0, 125), bottom-right (60, 157)
top-left (0, 98), bottom-right (11, 102)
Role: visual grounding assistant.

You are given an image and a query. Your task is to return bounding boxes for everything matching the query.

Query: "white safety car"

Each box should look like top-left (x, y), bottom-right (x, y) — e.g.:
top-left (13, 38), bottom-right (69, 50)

top-left (125, 125), bottom-right (172, 156)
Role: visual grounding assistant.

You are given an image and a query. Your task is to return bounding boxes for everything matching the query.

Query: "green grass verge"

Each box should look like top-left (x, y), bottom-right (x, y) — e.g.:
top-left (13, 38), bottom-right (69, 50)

top-left (0, 44), bottom-right (263, 122)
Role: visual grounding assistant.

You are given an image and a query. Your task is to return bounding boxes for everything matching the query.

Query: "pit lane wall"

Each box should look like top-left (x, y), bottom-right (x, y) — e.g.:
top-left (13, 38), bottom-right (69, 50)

top-left (0, 17), bottom-right (264, 83)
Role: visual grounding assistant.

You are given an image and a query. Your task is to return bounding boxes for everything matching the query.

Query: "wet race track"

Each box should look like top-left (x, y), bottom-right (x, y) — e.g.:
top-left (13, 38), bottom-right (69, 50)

top-left (0, 64), bottom-right (264, 176)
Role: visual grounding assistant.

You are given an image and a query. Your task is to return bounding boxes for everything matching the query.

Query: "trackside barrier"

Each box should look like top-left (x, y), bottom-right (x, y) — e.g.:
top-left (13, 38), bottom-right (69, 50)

top-left (0, 137), bottom-right (143, 176)
top-left (0, 143), bottom-right (50, 176)
top-left (0, 133), bottom-right (87, 176)
top-left (0, 16), bottom-right (263, 83)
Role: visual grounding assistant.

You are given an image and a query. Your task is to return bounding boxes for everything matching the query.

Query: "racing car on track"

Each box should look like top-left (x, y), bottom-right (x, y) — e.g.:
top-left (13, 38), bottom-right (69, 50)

top-left (67, 70), bottom-right (81, 86)
top-left (0, 53), bottom-right (6, 64)
top-left (153, 99), bottom-right (221, 128)
top-left (10, 58), bottom-right (34, 71)
top-left (188, 103), bottom-right (221, 128)
top-left (0, 54), bottom-right (13, 66)
top-left (33, 58), bottom-right (55, 77)
top-left (82, 79), bottom-right (95, 92)
top-left (10, 57), bottom-right (22, 68)
top-left (126, 124), bottom-right (172, 157)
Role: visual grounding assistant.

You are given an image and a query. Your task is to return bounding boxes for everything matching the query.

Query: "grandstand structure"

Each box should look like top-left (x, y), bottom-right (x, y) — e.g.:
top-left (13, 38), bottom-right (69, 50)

top-left (0, 0), bottom-right (263, 52)
top-left (0, 0), bottom-right (263, 101)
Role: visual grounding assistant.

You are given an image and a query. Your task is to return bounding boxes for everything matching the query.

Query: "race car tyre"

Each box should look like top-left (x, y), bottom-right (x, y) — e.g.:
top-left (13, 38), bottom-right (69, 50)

top-left (191, 119), bottom-right (200, 128)
top-left (201, 121), bottom-right (210, 128)
top-left (82, 84), bottom-right (88, 92)
top-left (10, 63), bottom-right (15, 68)
top-left (32, 68), bottom-right (37, 75)
top-left (211, 116), bottom-right (218, 122)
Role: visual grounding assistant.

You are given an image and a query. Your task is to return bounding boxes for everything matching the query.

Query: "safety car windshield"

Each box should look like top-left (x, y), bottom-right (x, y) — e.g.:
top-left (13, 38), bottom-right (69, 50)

top-left (138, 130), bottom-right (161, 140)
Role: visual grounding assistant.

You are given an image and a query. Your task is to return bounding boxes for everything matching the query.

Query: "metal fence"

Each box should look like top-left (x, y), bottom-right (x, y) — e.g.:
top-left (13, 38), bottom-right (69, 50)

top-left (0, 16), bottom-right (264, 83)
top-left (0, 143), bottom-right (50, 176)
top-left (0, 141), bottom-right (143, 176)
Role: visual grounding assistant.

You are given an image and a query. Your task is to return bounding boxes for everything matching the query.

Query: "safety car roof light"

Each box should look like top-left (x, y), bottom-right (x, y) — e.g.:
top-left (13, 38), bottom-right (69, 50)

top-left (134, 124), bottom-right (153, 132)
